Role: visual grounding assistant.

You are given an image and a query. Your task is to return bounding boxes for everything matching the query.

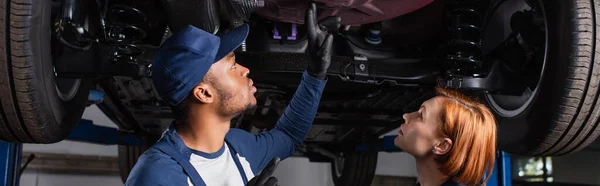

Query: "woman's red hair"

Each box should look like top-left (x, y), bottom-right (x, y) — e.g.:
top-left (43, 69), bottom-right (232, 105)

top-left (434, 87), bottom-right (497, 185)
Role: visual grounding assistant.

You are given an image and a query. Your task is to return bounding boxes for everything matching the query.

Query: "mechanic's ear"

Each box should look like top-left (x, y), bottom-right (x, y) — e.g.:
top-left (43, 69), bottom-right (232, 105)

top-left (192, 84), bottom-right (214, 104)
top-left (432, 138), bottom-right (452, 155)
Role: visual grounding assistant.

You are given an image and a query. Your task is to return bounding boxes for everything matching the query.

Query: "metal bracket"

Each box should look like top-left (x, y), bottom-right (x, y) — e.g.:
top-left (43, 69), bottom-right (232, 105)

top-left (339, 55), bottom-right (407, 85)
top-left (444, 60), bottom-right (528, 94)
top-left (353, 55), bottom-right (369, 77)
top-left (339, 54), bottom-right (382, 85)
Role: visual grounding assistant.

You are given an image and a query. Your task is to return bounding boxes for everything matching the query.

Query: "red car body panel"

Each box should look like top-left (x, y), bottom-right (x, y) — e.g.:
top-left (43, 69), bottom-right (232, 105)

top-left (256, 0), bottom-right (437, 25)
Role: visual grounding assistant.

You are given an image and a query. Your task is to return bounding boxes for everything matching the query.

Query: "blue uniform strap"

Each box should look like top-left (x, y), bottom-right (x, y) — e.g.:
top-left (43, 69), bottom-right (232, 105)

top-left (225, 140), bottom-right (249, 184)
top-left (154, 141), bottom-right (207, 186)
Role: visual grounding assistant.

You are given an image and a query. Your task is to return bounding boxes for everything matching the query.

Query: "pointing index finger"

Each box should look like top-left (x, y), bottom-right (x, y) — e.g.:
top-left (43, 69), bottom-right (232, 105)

top-left (306, 2), bottom-right (317, 39)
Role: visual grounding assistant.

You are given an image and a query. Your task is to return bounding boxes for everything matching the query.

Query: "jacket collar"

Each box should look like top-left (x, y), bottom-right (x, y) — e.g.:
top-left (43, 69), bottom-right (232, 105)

top-left (158, 122), bottom-right (226, 160)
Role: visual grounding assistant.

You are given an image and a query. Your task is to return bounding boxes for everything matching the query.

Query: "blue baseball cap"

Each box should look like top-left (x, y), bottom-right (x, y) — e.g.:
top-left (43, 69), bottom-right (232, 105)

top-left (152, 24), bottom-right (249, 106)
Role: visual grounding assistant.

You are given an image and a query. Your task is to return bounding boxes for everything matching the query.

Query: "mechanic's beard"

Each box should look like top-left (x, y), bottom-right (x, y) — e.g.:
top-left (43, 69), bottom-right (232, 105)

top-left (216, 87), bottom-right (256, 117)
top-left (235, 99), bottom-right (257, 116)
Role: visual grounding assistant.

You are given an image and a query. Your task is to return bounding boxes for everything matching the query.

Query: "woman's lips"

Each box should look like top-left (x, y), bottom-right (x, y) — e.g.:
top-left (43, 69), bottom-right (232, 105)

top-left (398, 130), bottom-right (404, 135)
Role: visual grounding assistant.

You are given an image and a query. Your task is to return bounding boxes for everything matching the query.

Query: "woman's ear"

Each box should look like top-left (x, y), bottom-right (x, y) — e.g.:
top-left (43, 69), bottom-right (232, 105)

top-left (432, 138), bottom-right (453, 155)
top-left (192, 83), bottom-right (214, 104)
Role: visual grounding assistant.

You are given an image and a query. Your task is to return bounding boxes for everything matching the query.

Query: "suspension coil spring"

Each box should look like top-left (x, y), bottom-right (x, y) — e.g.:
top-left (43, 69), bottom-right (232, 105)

top-left (445, 0), bottom-right (484, 77)
top-left (102, 4), bottom-right (147, 62)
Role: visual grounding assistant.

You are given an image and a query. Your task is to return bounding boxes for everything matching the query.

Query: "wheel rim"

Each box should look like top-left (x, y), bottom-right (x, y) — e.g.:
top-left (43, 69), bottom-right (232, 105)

top-left (55, 77), bottom-right (81, 102)
top-left (482, 0), bottom-right (548, 118)
top-left (51, 2), bottom-right (83, 102)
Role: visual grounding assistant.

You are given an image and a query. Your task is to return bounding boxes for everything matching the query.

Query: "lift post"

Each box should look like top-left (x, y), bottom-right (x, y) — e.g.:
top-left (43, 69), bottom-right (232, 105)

top-left (0, 142), bottom-right (21, 186)
top-left (487, 151), bottom-right (512, 186)
top-left (0, 117), bottom-right (143, 186)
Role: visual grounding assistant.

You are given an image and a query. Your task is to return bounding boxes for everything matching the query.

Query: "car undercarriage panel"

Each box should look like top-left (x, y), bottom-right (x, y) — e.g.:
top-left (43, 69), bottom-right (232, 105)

top-left (256, 0), bottom-right (437, 25)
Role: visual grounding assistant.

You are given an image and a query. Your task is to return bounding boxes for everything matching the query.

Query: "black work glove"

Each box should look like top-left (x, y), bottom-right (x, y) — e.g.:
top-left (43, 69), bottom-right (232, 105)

top-left (305, 2), bottom-right (341, 80)
top-left (246, 157), bottom-right (281, 186)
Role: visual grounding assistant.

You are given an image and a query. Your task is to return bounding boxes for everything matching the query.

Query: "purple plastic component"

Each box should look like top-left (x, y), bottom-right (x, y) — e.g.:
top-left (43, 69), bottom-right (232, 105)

top-left (273, 24), bottom-right (297, 40)
top-left (273, 25), bottom-right (282, 40)
top-left (287, 23), bottom-right (297, 40)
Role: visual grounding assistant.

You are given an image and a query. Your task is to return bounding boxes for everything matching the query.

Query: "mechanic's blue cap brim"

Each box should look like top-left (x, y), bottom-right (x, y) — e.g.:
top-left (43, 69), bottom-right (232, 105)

top-left (216, 24), bottom-right (249, 62)
top-left (152, 24), bottom-right (249, 106)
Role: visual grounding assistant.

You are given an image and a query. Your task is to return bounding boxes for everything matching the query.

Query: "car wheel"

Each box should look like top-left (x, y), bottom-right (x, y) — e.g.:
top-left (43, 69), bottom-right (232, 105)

top-left (0, 0), bottom-right (92, 143)
top-left (482, 0), bottom-right (600, 156)
top-left (330, 151), bottom-right (378, 186)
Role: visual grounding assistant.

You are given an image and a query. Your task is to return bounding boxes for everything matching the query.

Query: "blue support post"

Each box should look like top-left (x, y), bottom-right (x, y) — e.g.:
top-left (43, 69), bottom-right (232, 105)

top-left (0, 142), bottom-right (21, 186)
top-left (67, 119), bottom-right (143, 146)
top-left (487, 151), bottom-right (512, 186)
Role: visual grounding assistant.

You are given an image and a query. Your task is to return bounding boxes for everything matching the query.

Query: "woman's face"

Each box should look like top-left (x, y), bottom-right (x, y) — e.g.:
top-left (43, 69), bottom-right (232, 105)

top-left (394, 96), bottom-right (446, 158)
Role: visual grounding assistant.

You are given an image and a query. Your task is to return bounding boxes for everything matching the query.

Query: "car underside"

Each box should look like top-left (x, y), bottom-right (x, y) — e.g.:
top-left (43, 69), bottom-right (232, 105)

top-left (1, 0), bottom-right (600, 185)
top-left (89, 0), bottom-right (539, 152)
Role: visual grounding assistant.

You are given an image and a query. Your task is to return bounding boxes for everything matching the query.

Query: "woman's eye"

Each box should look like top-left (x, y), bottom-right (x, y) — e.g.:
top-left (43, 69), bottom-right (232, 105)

top-left (231, 64), bottom-right (237, 69)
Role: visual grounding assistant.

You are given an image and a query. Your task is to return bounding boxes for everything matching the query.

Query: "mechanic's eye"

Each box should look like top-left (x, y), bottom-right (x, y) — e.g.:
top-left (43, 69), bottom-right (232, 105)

top-left (231, 64), bottom-right (237, 69)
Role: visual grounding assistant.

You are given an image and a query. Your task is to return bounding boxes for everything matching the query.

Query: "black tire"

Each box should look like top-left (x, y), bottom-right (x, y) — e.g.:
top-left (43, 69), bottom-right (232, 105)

top-left (0, 0), bottom-right (91, 143)
top-left (483, 0), bottom-right (600, 156)
top-left (330, 151), bottom-right (378, 186)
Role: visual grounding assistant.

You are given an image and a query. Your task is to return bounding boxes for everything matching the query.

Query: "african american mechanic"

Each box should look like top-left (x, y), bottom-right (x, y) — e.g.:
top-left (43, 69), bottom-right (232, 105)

top-left (125, 3), bottom-right (341, 186)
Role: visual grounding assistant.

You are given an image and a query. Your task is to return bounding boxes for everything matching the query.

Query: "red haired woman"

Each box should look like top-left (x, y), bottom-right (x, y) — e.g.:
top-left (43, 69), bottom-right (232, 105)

top-left (394, 87), bottom-right (497, 186)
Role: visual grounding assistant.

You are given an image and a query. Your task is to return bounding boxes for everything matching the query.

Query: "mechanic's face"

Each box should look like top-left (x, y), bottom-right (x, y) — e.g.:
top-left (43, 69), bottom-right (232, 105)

top-left (394, 97), bottom-right (445, 158)
top-left (210, 52), bottom-right (257, 117)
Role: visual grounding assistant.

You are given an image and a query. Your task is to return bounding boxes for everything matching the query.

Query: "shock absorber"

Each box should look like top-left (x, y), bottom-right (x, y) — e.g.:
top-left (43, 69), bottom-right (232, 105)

top-left (55, 0), bottom-right (147, 63)
top-left (102, 4), bottom-right (148, 63)
top-left (444, 0), bottom-right (485, 78)
top-left (54, 0), bottom-right (95, 51)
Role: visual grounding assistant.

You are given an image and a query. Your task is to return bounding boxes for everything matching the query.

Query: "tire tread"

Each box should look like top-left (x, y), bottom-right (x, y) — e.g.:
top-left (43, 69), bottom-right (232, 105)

top-left (0, 0), bottom-right (90, 143)
top-left (537, 0), bottom-right (600, 155)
